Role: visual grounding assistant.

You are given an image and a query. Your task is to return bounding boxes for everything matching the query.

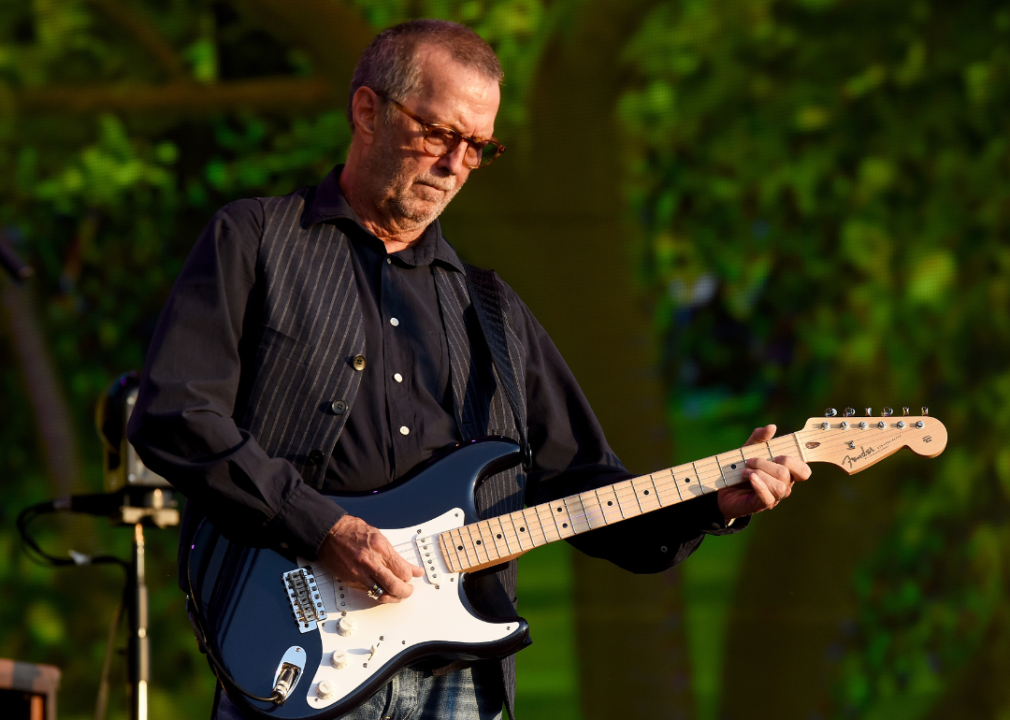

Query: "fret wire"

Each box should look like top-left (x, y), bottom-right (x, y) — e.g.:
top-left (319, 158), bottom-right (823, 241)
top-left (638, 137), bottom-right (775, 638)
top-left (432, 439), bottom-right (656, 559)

top-left (649, 474), bottom-right (664, 507)
top-left (506, 511), bottom-right (525, 552)
top-left (630, 478), bottom-right (645, 514)
top-left (523, 508), bottom-right (539, 547)
top-left (562, 497), bottom-right (578, 534)
top-left (580, 492), bottom-right (595, 530)
top-left (464, 524), bottom-right (487, 565)
top-left (548, 499), bottom-right (566, 538)
top-left (593, 487), bottom-right (611, 524)
top-left (671, 471), bottom-right (685, 501)
top-left (440, 533), bottom-right (460, 572)
top-left (454, 528), bottom-right (477, 568)
top-left (486, 517), bottom-right (506, 557)
top-left (496, 517), bottom-right (514, 555)
top-left (714, 457), bottom-right (728, 487)
top-left (614, 483), bottom-right (628, 519)
top-left (531, 504), bottom-right (556, 543)
top-left (481, 520), bottom-right (501, 561)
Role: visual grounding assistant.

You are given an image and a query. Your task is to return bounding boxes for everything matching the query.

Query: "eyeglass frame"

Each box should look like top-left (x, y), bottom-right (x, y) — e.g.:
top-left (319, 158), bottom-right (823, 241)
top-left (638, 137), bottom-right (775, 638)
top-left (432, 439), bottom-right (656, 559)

top-left (372, 89), bottom-right (506, 169)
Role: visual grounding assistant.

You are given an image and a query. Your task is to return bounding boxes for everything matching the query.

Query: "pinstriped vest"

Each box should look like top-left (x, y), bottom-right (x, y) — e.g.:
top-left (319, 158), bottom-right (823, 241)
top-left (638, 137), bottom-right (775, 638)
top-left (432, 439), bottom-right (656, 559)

top-left (235, 190), bottom-right (527, 711)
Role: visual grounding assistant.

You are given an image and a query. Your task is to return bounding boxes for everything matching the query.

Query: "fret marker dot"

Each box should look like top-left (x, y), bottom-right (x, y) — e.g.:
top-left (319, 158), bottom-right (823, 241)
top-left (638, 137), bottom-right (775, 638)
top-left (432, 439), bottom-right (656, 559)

top-left (519, 527), bottom-right (525, 532)
top-left (607, 501), bottom-right (613, 506)
top-left (644, 490), bottom-right (650, 495)
top-left (731, 464), bottom-right (737, 469)
top-left (476, 540), bottom-right (482, 545)
top-left (556, 507), bottom-right (562, 513)
top-left (457, 545), bottom-right (463, 551)
top-left (563, 523), bottom-right (568, 528)
top-left (496, 534), bottom-right (502, 539)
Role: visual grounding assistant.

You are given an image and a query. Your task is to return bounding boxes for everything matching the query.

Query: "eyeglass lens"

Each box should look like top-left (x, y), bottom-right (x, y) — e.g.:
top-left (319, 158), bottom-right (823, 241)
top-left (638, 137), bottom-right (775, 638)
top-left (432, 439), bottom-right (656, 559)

top-left (422, 127), bottom-right (499, 168)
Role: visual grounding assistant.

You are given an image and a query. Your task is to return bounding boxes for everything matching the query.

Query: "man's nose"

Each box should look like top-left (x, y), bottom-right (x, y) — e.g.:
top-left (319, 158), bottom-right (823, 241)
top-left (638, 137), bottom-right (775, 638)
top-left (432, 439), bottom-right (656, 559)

top-left (435, 139), bottom-right (470, 174)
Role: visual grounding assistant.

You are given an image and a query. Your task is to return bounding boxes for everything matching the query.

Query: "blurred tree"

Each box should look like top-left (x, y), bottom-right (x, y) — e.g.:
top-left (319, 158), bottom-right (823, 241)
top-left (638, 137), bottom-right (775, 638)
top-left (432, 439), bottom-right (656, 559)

top-left (617, 0), bottom-right (1010, 718)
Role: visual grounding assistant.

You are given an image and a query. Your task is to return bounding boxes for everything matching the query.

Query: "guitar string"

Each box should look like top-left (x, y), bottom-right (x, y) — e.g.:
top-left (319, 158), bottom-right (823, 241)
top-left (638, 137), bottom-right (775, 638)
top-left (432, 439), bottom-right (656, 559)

top-left (361, 425), bottom-right (921, 573)
top-left (438, 425), bottom-right (918, 570)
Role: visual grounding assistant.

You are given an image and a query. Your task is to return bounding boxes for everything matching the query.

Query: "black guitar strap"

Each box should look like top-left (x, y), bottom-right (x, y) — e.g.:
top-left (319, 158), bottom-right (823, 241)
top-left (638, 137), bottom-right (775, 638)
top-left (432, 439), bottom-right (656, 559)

top-left (463, 263), bottom-right (531, 470)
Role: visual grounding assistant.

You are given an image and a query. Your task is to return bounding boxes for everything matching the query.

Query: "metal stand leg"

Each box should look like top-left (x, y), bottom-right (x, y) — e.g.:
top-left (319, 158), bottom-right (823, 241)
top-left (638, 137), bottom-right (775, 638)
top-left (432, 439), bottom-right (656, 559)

top-left (129, 523), bottom-right (149, 720)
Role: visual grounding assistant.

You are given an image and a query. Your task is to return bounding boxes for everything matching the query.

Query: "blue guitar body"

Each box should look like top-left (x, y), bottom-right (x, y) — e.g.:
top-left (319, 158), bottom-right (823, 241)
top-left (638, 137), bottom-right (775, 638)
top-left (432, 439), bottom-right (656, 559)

top-left (187, 437), bottom-right (530, 719)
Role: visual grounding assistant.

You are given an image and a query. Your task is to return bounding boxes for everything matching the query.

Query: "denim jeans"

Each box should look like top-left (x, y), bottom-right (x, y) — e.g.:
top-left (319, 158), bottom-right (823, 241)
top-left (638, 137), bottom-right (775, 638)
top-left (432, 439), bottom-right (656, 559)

top-left (213, 662), bottom-right (504, 720)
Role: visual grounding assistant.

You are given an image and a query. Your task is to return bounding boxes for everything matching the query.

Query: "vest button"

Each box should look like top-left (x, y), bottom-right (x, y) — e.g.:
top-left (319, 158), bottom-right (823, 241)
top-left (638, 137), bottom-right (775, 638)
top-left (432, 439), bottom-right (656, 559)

top-left (330, 400), bottom-right (347, 415)
top-left (308, 449), bottom-right (325, 465)
top-left (352, 354), bottom-right (366, 371)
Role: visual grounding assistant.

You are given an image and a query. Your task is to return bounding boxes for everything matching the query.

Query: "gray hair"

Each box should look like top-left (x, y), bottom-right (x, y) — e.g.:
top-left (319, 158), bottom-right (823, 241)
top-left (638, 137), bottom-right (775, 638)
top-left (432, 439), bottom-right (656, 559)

top-left (347, 19), bottom-right (503, 127)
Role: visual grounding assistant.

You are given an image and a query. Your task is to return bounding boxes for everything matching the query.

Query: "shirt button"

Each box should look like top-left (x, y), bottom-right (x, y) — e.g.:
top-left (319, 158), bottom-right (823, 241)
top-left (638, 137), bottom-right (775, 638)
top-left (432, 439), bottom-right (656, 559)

top-left (399, 426), bottom-right (410, 436)
top-left (352, 354), bottom-right (366, 371)
top-left (330, 400), bottom-right (347, 415)
top-left (389, 317), bottom-right (400, 327)
top-left (308, 449), bottom-right (325, 465)
top-left (385, 257), bottom-right (392, 265)
top-left (393, 373), bottom-right (403, 383)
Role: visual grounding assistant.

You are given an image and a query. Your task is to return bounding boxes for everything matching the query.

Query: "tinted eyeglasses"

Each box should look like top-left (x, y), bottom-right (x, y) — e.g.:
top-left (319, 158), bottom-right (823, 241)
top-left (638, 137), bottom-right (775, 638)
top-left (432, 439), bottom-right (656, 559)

top-left (375, 90), bottom-right (506, 169)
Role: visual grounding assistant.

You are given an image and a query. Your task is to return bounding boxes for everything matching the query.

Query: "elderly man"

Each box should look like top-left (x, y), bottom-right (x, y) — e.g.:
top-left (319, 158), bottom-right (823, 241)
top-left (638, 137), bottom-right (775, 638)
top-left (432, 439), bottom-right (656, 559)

top-left (129, 19), bottom-right (810, 720)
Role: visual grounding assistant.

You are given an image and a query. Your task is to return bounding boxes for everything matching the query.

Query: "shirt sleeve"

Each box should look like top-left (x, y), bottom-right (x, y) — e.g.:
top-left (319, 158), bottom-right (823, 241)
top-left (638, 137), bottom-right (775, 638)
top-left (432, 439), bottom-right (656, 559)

top-left (127, 199), bottom-right (344, 559)
top-left (503, 286), bottom-right (749, 575)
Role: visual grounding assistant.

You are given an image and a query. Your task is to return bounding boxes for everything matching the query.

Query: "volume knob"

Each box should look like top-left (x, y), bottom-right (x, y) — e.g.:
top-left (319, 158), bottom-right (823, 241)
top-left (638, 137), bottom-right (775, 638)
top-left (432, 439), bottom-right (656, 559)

top-left (317, 680), bottom-right (336, 700)
top-left (337, 617), bottom-right (358, 637)
top-left (330, 651), bottom-right (348, 669)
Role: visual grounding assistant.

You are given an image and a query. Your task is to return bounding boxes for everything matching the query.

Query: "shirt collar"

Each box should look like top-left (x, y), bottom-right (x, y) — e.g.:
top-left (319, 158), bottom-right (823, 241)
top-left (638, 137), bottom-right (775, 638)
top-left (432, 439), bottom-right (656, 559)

top-left (304, 165), bottom-right (465, 273)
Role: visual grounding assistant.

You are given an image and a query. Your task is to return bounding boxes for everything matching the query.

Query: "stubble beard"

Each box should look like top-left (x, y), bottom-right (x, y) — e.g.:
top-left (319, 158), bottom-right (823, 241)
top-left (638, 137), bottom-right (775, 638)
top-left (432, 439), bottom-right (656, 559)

top-left (369, 137), bottom-right (464, 231)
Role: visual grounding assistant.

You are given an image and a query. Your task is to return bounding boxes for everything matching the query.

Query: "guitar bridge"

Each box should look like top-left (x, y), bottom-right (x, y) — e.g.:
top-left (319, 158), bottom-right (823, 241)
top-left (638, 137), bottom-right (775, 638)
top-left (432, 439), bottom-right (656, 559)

top-left (283, 568), bottom-right (328, 633)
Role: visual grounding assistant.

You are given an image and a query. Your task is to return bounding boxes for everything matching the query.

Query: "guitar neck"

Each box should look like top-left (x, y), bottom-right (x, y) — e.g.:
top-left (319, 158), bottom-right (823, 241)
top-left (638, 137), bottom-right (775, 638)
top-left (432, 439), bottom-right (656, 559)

top-left (438, 434), bottom-right (805, 573)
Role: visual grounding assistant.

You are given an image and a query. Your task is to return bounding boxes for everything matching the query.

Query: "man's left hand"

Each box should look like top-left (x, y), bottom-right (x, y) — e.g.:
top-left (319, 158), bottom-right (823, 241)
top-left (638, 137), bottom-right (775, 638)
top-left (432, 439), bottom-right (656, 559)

top-left (717, 424), bottom-right (812, 521)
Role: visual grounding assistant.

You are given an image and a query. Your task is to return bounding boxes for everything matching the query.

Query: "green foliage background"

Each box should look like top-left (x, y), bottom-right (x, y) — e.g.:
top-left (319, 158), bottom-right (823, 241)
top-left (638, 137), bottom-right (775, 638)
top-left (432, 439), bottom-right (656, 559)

top-left (1, 1), bottom-right (1008, 719)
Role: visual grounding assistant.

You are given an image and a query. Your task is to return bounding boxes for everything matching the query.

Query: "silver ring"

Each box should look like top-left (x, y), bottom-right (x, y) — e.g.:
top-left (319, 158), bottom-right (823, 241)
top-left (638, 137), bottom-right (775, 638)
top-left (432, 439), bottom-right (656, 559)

top-left (366, 583), bottom-right (384, 600)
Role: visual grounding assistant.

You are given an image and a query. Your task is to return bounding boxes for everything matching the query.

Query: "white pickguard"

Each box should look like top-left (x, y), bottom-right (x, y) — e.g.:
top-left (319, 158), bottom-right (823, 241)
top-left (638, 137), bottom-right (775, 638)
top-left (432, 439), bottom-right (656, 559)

top-left (299, 509), bottom-right (517, 710)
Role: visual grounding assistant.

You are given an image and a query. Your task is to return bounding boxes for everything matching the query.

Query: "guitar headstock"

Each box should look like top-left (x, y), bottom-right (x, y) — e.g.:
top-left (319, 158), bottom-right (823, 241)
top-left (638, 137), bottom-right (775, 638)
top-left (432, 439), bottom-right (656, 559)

top-left (794, 407), bottom-right (947, 475)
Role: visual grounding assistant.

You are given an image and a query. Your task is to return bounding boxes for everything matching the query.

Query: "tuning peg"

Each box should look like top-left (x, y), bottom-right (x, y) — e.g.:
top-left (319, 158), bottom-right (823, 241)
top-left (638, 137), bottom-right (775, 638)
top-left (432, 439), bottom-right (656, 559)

top-left (922, 406), bottom-right (929, 416)
top-left (903, 406), bottom-right (910, 416)
top-left (865, 407), bottom-right (872, 416)
top-left (843, 407), bottom-right (855, 417)
top-left (882, 407), bottom-right (893, 417)
top-left (825, 408), bottom-right (837, 417)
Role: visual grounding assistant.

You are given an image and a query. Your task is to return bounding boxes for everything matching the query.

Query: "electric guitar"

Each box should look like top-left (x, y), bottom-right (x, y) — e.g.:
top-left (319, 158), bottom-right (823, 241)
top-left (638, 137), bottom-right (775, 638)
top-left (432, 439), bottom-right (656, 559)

top-left (186, 410), bottom-right (946, 719)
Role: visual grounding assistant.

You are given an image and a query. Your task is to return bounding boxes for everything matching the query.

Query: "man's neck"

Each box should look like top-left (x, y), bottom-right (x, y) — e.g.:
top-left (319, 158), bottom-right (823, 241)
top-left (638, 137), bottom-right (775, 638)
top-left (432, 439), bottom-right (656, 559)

top-left (339, 161), bottom-right (427, 254)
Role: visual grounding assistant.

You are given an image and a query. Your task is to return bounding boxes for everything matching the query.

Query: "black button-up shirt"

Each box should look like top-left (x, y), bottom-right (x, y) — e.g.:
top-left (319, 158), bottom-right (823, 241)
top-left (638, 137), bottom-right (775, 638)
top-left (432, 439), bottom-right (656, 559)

top-left (130, 167), bottom-right (741, 577)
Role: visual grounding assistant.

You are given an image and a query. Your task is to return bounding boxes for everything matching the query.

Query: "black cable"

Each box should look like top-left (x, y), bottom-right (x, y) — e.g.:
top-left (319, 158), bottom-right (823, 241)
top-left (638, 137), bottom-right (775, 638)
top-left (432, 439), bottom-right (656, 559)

top-left (184, 526), bottom-right (282, 705)
top-left (16, 498), bottom-right (129, 570)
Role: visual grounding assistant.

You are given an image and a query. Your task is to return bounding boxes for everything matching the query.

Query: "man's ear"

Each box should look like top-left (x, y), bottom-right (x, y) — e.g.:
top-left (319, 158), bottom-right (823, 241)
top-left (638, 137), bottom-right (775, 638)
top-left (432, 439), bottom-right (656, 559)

top-left (350, 87), bottom-right (381, 144)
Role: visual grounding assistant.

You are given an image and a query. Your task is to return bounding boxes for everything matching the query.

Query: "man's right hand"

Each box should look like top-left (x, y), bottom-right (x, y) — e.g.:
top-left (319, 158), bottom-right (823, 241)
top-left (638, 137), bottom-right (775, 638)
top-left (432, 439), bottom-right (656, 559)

top-left (316, 515), bottom-right (424, 604)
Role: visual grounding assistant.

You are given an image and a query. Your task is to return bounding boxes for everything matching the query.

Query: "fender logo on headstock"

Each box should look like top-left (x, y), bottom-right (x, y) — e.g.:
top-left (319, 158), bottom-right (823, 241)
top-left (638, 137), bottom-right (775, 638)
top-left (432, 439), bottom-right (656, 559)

top-left (923, 436), bottom-right (932, 443)
top-left (805, 442), bottom-right (821, 449)
top-left (842, 446), bottom-right (875, 469)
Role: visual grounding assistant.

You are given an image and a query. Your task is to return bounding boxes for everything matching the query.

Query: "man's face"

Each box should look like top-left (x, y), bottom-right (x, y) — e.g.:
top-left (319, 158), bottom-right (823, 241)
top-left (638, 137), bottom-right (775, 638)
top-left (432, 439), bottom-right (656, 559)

top-left (367, 45), bottom-right (501, 230)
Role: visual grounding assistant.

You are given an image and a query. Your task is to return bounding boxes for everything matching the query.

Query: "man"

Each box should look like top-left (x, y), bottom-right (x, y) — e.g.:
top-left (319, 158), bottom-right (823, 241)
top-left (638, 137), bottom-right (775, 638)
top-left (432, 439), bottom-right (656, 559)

top-left (128, 19), bottom-right (810, 720)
